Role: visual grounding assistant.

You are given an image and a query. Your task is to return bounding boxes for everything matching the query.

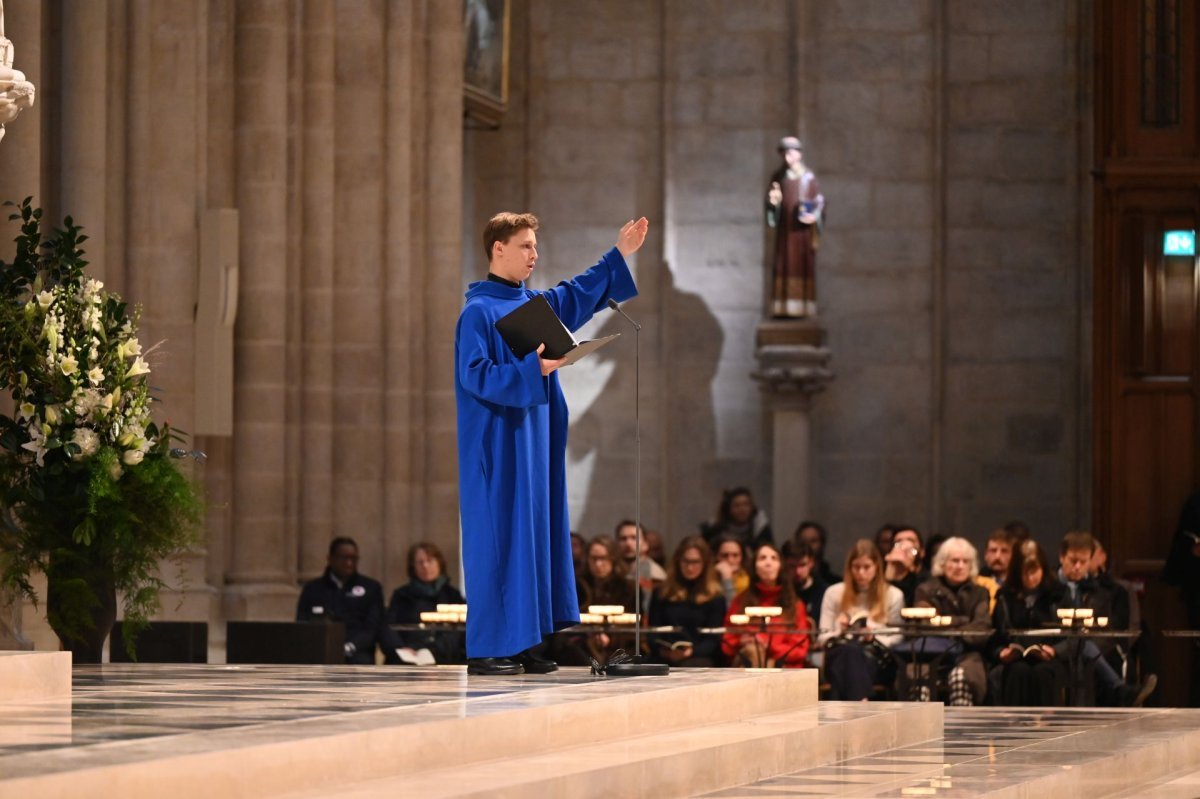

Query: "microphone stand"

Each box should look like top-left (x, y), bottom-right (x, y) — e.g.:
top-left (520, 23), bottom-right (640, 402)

top-left (605, 299), bottom-right (669, 677)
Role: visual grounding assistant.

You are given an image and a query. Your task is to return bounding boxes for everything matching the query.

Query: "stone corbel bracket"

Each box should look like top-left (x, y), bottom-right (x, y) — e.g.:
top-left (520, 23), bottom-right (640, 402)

top-left (751, 344), bottom-right (835, 399)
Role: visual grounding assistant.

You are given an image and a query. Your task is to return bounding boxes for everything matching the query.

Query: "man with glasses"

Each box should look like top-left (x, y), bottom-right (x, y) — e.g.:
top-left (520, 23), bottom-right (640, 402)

top-left (296, 537), bottom-right (387, 664)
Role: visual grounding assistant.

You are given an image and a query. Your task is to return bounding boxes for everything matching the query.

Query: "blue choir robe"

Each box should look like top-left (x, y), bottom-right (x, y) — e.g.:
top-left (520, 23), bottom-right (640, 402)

top-left (455, 247), bottom-right (637, 658)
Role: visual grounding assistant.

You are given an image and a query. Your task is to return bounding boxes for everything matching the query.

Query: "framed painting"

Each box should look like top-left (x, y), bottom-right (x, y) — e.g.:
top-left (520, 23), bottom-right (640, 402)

top-left (464, 0), bottom-right (510, 127)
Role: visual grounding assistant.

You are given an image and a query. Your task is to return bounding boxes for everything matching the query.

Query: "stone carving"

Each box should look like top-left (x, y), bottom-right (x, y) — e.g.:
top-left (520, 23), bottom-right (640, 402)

top-left (0, 1), bottom-right (37, 145)
top-left (766, 136), bottom-right (824, 318)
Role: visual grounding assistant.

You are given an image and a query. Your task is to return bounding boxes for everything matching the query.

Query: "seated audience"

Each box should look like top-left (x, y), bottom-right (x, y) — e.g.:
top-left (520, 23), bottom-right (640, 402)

top-left (386, 542), bottom-right (466, 665)
top-left (989, 541), bottom-right (1068, 705)
top-left (644, 529), bottom-right (667, 569)
top-left (1057, 530), bottom-right (1155, 706)
top-left (1162, 489), bottom-right (1200, 706)
top-left (648, 537), bottom-right (727, 667)
top-left (1003, 520), bottom-right (1033, 548)
top-left (885, 526), bottom-right (929, 605)
top-left (818, 539), bottom-right (904, 700)
top-left (616, 519), bottom-right (667, 596)
top-left (570, 532), bottom-right (587, 573)
top-left (700, 487), bottom-right (773, 550)
top-left (782, 537), bottom-right (829, 622)
top-left (875, 523), bottom-right (903, 558)
top-left (553, 535), bottom-right (639, 667)
top-left (794, 520), bottom-right (839, 586)
top-left (296, 537), bottom-right (386, 664)
top-left (910, 537), bottom-right (993, 706)
top-left (980, 528), bottom-right (1015, 584)
top-left (713, 535), bottom-right (751, 603)
top-left (721, 541), bottom-right (810, 668)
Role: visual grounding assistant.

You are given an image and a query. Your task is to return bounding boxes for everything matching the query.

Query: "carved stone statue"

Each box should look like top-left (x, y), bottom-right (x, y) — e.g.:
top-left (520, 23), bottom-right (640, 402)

top-left (0, 1), bottom-right (37, 145)
top-left (766, 136), bottom-right (824, 318)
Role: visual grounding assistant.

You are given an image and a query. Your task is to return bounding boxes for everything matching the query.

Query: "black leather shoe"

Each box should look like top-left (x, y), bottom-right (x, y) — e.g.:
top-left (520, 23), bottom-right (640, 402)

top-left (516, 650), bottom-right (559, 674)
top-left (467, 657), bottom-right (524, 676)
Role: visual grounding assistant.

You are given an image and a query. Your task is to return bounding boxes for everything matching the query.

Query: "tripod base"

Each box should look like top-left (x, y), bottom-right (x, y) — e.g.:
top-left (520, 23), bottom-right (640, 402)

top-left (606, 659), bottom-right (670, 677)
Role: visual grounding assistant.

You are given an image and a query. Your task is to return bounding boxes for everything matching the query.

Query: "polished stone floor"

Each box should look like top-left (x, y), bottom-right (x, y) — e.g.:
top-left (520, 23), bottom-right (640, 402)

top-left (2, 665), bottom-right (1198, 798)
top-left (706, 706), bottom-right (1200, 797)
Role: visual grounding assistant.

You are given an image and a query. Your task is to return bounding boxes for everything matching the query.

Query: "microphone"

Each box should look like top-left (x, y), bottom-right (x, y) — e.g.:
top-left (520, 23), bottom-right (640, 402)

top-left (607, 298), bottom-right (641, 331)
top-left (603, 297), bottom-right (667, 677)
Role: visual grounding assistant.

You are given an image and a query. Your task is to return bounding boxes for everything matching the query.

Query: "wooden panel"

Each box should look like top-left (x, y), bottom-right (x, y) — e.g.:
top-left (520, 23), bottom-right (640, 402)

top-left (1104, 0), bottom-right (1199, 158)
top-left (1097, 1), bottom-right (1200, 707)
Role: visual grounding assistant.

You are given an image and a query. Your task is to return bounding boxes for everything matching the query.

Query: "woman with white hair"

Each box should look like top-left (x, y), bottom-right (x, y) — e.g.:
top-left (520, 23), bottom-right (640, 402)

top-left (913, 536), bottom-right (993, 705)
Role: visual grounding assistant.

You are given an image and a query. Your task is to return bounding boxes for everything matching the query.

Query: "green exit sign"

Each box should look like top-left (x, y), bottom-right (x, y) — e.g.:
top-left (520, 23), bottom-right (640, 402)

top-left (1164, 230), bottom-right (1195, 256)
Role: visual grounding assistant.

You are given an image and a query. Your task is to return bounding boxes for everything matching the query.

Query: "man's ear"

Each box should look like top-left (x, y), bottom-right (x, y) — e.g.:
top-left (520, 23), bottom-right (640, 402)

top-left (491, 239), bottom-right (504, 261)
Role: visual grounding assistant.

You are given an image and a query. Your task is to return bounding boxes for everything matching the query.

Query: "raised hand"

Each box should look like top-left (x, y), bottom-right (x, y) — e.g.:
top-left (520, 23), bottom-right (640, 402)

top-left (616, 217), bottom-right (650, 256)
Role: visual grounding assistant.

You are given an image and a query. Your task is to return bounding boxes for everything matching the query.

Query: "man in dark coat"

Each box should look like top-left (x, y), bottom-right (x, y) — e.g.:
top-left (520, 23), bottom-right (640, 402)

top-left (455, 212), bottom-right (648, 675)
top-left (296, 537), bottom-right (386, 664)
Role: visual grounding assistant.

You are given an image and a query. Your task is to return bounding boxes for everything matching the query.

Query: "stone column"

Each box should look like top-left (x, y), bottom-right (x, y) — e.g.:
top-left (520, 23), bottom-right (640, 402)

top-left (57, 0), bottom-right (108, 283)
top-left (224, 0), bottom-right (296, 619)
top-left (0, 0), bottom-right (42, 651)
top-left (752, 320), bottom-right (834, 539)
top-left (330, 0), bottom-right (388, 580)
top-left (382, 0), bottom-right (415, 586)
top-left (297, 0), bottom-right (335, 582)
top-left (125, 0), bottom-right (215, 622)
top-left (420, 0), bottom-right (464, 545)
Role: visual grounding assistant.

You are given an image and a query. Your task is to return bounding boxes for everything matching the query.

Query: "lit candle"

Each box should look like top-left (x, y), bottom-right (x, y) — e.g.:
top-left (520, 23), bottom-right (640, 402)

top-left (1061, 618), bottom-right (1072, 626)
top-left (1097, 616), bottom-right (1109, 627)
top-left (902, 607), bottom-right (936, 619)
top-left (729, 614), bottom-right (750, 625)
top-left (1083, 617), bottom-right (1094, 627)
top-left (588, 605), bottom-right (625, 616)
top-left (1075, 608), bottom-right (1093, 619)
top-left (744, 606), bottom-right (783, 618)
top-left (579, 613), bottom-right (604, 625)
top-left (437, 603), bottom-right (467, 615)
top-left (1057, 609), bottom-right (1074, 620)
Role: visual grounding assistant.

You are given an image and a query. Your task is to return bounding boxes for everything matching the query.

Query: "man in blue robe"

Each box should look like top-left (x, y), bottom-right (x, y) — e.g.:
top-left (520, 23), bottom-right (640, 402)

top-left (455, 212), bottom-right (649, 675)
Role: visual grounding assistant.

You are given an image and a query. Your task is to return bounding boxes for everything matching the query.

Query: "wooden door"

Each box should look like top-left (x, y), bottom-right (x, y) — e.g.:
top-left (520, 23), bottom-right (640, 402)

top-left (1095, 0), bottom-right (1200, 706)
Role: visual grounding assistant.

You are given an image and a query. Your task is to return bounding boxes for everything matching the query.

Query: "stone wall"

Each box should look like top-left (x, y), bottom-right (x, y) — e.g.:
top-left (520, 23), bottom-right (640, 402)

top-left (0, 0), bottom-right (1091, 648)
top-left (468, 0), bottom-right (1092, 561)
top-left (0, 0), bottom-right (464, 644)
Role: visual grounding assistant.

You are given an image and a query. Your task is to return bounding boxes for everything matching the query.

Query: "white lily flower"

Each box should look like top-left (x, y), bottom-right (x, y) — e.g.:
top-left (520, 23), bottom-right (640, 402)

top-left (17, 402), bottom-right (36, 421)
top-left (36, 290), bottom-right (54, 310)
top-left (60, 355), bottom-right (79, 376)
top-left (126, 357), bottom-right (151, 378)
top-left (87, 366), bottom-right (104, 386)
top-left (21, 428), bottom-right (46, 467)
top-left (122, 449), bottom-right (145, 466)
top-left (123, 337), bottom-right (142, 359)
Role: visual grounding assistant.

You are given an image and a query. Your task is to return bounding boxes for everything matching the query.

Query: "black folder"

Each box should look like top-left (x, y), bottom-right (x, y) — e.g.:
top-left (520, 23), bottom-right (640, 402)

top-left (494, 294), bottom-right (619, 366)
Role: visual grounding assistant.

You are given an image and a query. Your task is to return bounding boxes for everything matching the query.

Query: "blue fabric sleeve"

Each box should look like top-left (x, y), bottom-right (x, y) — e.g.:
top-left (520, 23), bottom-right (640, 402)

top-left (542, 247), bottom-right (638, 332)
top-left (457, 306), bottom-right (548, 408)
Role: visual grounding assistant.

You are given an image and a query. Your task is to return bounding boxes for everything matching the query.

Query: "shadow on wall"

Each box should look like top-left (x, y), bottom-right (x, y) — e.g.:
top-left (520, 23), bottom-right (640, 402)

top-left (568, 265), bottom-right (724, 542)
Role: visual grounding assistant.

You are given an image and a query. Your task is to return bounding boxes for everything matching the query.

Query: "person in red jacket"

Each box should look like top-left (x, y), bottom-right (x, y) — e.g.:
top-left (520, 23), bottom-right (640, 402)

top-left (721, 541), bottom-right (810, 667)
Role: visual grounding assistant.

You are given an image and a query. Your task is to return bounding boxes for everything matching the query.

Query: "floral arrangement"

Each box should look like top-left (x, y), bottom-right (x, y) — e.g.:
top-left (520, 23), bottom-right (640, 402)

top-left (0, 198), bottom-right (201, 654)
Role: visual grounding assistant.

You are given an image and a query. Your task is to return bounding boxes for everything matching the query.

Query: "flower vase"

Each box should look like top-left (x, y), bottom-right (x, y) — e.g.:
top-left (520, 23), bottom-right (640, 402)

top-left (45, 556), bottom-right (117, 664)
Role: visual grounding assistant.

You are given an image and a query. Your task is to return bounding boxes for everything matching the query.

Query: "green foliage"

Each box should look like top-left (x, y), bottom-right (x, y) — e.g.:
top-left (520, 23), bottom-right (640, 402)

top-left (0, 198), bottom-right (203, 655)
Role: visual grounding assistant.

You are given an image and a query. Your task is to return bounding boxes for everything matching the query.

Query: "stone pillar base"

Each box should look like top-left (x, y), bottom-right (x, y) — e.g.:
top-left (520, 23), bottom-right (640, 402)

top-left (752, 319), bottom-right (834, 540)
top-left (221, 582), bottom-right (300, 623)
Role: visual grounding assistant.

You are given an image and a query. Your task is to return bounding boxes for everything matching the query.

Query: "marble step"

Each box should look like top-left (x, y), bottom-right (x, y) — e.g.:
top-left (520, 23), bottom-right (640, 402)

top-left (0, 651), bottom-right (71, 702)
top-left (3, 667), bottom-right (819, 799)
top-left (705, 706), bottom-right (1200, 798)
top-left (282, 701), bottom-right (943, 799)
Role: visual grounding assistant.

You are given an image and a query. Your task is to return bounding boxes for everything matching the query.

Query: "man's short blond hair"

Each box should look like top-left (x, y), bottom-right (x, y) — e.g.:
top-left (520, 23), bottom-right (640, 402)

top-left (483, 212), bottom-right (539, 262)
